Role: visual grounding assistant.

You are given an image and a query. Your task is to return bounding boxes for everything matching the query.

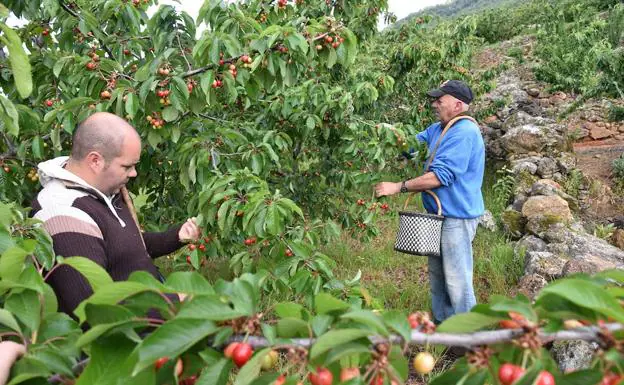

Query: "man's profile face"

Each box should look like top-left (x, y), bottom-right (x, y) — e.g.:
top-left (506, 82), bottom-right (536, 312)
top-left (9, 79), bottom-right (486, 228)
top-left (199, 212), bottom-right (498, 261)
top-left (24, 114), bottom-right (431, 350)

top-left (431, 94), bottom-right (462, 122)
top-left (97, 135), bottom-right (141, 196)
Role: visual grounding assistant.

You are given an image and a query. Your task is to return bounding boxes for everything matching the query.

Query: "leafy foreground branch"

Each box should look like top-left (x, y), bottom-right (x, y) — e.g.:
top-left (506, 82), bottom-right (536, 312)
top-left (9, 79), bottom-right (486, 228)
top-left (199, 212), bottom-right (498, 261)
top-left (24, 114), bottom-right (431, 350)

top-left (3, 203), bottom-right (624, 385)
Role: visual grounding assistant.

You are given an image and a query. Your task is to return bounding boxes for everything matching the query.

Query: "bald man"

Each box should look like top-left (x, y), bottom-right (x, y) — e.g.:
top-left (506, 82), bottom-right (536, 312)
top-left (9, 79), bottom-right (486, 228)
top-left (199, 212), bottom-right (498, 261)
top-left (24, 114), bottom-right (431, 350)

top-left (31, 112), bottom-right (199, 319)
top-left (375, 80), bottom-right (485, 324)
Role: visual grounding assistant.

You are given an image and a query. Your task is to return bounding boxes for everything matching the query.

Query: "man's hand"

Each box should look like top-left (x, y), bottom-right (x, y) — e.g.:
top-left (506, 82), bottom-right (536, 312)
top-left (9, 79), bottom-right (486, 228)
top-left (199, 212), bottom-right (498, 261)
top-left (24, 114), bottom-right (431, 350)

top-left (0, 341), bottom-right (26, 385)
top-left (178, 217), bottom-right (200, 242)
top-left (375, 182), bottom-right (401, 197)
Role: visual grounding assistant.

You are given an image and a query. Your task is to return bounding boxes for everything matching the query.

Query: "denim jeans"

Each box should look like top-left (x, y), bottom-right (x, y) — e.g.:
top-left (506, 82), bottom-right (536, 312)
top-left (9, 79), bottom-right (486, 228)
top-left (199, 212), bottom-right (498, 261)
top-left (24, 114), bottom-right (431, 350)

top-left (428, 217), bottom-right (479, 324)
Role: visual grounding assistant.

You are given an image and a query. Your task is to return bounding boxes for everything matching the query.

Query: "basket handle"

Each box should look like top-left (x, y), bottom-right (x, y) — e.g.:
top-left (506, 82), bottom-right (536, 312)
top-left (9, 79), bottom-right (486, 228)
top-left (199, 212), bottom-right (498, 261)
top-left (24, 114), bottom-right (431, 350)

top-left (403, 190), bottom-right (442, 216)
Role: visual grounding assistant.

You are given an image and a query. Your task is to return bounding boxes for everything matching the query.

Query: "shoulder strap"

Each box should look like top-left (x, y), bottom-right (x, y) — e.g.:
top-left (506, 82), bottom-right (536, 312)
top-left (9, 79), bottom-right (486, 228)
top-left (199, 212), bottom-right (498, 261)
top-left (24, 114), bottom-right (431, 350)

top-left (424, 115), bottom-right (477, 171)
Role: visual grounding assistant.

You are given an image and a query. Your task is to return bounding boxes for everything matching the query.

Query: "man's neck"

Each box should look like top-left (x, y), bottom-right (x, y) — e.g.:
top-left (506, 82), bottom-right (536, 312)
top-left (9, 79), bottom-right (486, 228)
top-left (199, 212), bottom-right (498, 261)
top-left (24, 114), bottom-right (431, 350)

top-left (64, 159), bottom-right (102, 194)
top-left (441, 112), bottom-right (468, 128)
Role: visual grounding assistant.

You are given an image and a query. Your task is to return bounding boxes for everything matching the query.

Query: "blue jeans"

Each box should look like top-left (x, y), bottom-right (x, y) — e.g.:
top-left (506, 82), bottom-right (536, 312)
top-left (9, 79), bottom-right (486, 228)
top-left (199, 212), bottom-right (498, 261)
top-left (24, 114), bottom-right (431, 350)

top-left (428, 217), bottom-right (479, 323)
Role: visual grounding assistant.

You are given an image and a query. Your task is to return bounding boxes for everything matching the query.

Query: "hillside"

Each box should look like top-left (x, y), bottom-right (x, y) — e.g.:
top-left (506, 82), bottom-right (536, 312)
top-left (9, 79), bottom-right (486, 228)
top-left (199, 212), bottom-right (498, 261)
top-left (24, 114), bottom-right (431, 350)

top-left (395, 0), bottom-right (516, 26)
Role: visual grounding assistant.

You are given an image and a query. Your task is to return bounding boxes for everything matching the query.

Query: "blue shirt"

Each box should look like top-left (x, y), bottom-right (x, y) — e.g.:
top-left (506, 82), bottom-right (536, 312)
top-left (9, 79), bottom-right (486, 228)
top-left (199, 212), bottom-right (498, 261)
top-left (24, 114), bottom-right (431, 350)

top-left (416, 119), bottom-right (485, 219)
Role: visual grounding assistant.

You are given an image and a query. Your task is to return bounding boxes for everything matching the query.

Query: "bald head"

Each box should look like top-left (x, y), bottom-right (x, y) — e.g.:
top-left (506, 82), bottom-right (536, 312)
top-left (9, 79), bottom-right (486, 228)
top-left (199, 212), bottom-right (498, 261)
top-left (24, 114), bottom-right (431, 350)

top-left (71, 112), bottom-right (139, 163)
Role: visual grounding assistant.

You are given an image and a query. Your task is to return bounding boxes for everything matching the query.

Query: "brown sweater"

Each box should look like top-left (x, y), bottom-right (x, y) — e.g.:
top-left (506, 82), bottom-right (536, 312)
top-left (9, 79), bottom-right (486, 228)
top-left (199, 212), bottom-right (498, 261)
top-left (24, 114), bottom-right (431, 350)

top-left (31, 157), bottom-right (183, 317)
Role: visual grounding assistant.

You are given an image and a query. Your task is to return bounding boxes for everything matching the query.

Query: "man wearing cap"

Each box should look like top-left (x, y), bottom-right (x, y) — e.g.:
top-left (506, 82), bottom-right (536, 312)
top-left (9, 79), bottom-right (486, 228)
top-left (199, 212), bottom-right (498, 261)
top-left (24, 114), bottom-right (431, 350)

top-left (375, 80), bottom-right (485, 324)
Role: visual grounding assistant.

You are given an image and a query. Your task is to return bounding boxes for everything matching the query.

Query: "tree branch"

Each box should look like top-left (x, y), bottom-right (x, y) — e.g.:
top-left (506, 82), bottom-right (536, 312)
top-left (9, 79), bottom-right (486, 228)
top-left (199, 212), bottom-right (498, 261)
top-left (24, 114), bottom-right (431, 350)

top-left (46, 323), bottom-right (624, 384)
top-left (58, 1), bottom-right (116, 61)
top-left (229, 323), bottom-right (624, 349)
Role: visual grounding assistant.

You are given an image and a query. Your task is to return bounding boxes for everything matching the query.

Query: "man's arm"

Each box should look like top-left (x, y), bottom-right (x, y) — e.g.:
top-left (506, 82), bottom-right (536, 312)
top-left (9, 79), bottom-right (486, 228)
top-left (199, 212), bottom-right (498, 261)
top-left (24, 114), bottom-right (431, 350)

top-left (375, 172), bottom-right (442, 197)
top-left (143, 218), bottom-right (200, 258)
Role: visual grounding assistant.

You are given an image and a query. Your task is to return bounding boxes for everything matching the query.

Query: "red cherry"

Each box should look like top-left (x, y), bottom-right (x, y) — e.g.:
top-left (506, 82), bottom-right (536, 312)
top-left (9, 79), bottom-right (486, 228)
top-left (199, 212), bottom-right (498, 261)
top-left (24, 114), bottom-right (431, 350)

top-left (45, 99), bottom-right (54, 107)
top-left (309, 367), bottom-right (333, 385)
top-left (181, 375), bottom-right (197, 385)
top-left (186, 255), bottom-right (192, 264)
top-left (86, 62), bottom-right (96, 70)
top-left (198, 244), bottom-right (206, 251)
top-left (535, 371), bottom-right (555, 385)
top-left (188, 244), bottom-right (196, 251)
top-left (601, 373), bottom-right (623, 385)
top-left (512, 366), bottom-right (525, 382)
top-left (498, 363), bottom-right (517, 385)
top-left (369, 374), bottom-right (384, 385)
top-left (154, 356), bottom-right (169, 370)
top-left (42, 29), bottom-right (49, 36)
top-left (275, 375), bottom-right (286, 385)
top-left (408, 313), bottom-right (419, 329)
top-left (499, 320), bottom-right (521, 329)
top-left (224, 342), bottom-right (240, 358)
top-left (232, 343), bottom-right (253, 368)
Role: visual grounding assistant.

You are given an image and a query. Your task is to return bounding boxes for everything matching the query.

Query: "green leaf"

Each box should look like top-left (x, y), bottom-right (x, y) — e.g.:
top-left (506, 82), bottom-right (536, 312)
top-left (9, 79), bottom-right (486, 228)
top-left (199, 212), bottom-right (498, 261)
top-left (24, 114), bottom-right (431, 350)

top-left (166, 271), bottom-right (215, 295)
top-left (314, 293), bottom-right (350, 315)
top-left (5, 290), bottom-right (41, 333)
top-left (125, 92), bottom-right (139, 118)
top-left (265, 204), bottom-right (282, 235)
top-left (437, 312), bottom-right (504, 333)
top-left (31, 136), bottom-right (44, 159)
top-left (77, 334), bottom-right (155, 385)
top-left (536, 279), bottom-right (624, 322)
top-left (382, 311), bottom-right (411, 343)
top-left (133, 318), bottom-right (218, 375)
top-left (276, 317), bottom-right (310, 338)
top-left (0, 24), bottom-right (32, 98)
top-left (60, 256), bottom-right (113, 292)
top-left (323, 342), bottom-right (370, 366)
top-left (0, 246), bottom-right (28, 280)
top-left (310, 329), bottom-right (371, 360)
top-left (340, 310), bottom-right (389, 336)
top-left (76, 319), bottom-right (147, 348)
top-left (490, 297), bottom-right (537, 322)
top-left (177, 295), bottom-right (248, 321)
top-left (275, 302), bottom-right (306, 320)
top-left (196, 358), bottom-right (233, 385)
top-left (53, 56), bottom-right (72, 78)
top-left (73, 282), bottom-right (154, 324)
top-left (327, 48), bottom-right (337, 68)
top-left (0, 308), bottom-right (22, 333)
top-left (0, 95), bottom-right (19, 136)
top-left (162, 106), bottom-right (179, 122)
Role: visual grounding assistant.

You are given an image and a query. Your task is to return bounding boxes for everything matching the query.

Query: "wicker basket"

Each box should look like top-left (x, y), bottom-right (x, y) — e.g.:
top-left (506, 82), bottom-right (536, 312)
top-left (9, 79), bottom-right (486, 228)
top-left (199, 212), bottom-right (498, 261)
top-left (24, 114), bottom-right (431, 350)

top-left (394, 191), bottom-right (444, 257)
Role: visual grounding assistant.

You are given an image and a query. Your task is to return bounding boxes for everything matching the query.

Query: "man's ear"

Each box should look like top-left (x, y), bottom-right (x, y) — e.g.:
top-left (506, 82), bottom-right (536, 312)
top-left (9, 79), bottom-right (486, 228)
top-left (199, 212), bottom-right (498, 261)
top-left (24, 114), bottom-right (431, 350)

top-left (85, 151), bottom-right (106, 172)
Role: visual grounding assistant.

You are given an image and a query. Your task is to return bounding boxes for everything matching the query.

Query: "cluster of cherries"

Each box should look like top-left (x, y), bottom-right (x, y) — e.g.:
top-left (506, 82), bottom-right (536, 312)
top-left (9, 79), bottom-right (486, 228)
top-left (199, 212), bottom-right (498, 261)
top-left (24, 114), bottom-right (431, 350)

top-left (315, 34), bottom-right (344, 51)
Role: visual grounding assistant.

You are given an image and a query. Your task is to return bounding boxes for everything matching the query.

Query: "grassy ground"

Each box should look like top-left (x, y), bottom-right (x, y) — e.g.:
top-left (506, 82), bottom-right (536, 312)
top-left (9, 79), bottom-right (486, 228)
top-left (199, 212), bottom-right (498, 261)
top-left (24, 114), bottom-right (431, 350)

top-left (319, 161), bottom-right (523, 312)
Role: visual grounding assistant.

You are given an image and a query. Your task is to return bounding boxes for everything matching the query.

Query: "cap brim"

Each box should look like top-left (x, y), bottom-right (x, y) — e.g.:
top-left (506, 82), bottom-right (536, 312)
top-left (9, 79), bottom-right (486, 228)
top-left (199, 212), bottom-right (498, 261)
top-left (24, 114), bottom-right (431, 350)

top-left (427, 89), bottom-right (445, 98)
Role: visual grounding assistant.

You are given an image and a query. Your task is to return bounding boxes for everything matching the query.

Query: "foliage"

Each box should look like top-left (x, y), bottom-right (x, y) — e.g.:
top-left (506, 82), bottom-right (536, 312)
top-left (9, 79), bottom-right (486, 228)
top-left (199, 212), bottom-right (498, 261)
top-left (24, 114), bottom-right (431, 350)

top-left (534, 2), bottom-right (624, 97)
top-left (593, 223), bottom-right (616, 240)
top-left (491, 165), bottom-right (515, 215)
top-left (2, 201), bottom-right (624, 385)
top-left (613, 154), bottom-right (624, 195)
top-left (564, 169), bottom-right (585, 199)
